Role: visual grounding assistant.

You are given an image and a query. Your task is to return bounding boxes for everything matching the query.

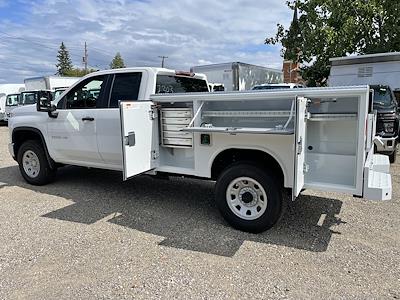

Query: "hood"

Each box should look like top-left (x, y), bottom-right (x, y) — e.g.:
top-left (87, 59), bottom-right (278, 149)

top-left (375, 104), bottom-right (397, 115)
top-left (11, 104), bottom-right (37, 116)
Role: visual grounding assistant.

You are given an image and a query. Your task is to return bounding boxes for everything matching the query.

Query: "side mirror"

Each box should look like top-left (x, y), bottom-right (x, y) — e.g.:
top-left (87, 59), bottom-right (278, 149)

top-left (36, 90), bottom-right (54, 112)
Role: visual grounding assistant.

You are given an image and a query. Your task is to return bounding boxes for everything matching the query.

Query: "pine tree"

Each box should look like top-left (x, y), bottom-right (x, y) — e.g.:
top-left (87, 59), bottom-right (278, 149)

top-left (56, 42), bottom-right (73, 76)
top-left (110, 52), bottom-right (126, 69)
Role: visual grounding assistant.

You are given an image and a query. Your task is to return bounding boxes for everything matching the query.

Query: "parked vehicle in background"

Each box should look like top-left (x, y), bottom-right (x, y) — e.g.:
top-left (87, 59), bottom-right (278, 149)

top-left (53, 87), bottom-right (67, 100)
top-left (4, 94), bottom-right (20, 121)
top-left (394, 89), bottom-right (400, 103)
top-left (16, 77), bottom-right (79, 108)
top-left (0, 84), bottom-right (25, 122)
top-left (191, 62), bottom-right (283, 91)
top-left (7, 67), bottom-right (392, 233)
top-left (24, 76), bottom-right (79, 91)
top-left (208, 83), bottom-right (225, 92)
top-left (329, 52), bottom-right (400, 163)
top-left (19, 90), bottom-right (46, 106)
top-left (369, 85), bottom-right (399, 162)
top-left (252, 83), bottom-right (304, 90)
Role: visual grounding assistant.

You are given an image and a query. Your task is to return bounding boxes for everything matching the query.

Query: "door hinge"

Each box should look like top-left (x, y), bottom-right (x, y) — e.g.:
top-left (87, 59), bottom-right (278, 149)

top-left (151, 150), bottom-right (159, 160)
top-left (149, 108), bottom-right (158, 120)
top-left (303, 163), bottom-right (309, 173)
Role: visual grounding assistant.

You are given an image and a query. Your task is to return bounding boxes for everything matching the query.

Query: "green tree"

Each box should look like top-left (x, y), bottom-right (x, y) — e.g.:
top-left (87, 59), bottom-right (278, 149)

top-left (266, 0), bottom-right (400, 86)
top-left (110, 52), bottom-right (126, 69)
top-left (56, 42), bottom-right (73, 76)
top-left (64, 68), bottom-right (97, 77)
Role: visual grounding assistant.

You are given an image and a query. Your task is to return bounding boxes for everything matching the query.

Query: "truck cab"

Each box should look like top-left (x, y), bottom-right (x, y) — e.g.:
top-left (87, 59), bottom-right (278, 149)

top-left (370, 85), bottom-right (399, 163)
top-left (9, 68), bottom-right (208, 171)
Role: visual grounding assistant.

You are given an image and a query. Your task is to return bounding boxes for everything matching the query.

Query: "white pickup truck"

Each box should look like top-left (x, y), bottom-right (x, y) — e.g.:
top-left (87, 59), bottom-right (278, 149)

top-left (8, 67), bottom-right (392, 233)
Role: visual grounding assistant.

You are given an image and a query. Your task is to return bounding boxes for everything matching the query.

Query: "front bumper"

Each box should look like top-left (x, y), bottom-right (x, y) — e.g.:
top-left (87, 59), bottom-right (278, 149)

top-left (375, 136), bottom-right (398, 153)
top-left (8, 142), bottom-right (15, 159)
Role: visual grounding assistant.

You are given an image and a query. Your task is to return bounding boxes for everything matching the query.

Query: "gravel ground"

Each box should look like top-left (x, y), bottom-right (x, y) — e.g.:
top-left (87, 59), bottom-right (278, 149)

top-left (0, 125), bottom-right (399, 299)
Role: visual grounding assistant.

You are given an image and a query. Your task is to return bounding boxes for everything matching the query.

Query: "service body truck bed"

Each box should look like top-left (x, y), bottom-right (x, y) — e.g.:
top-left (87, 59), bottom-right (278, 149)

top-left (8, 67), bottom-right (392, 233)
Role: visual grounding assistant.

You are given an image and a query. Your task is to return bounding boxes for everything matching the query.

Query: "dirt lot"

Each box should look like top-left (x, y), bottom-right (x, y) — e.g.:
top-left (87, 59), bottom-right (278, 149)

top-left (0, 126), bottom-right (399, 299)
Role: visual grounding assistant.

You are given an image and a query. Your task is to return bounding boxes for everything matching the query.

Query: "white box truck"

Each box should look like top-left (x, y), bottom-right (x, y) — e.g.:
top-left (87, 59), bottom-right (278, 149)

top-left (191, 62), bottom-right (283, 91)
top-left (329, 52), bottom-right (400, 162)
top-left (8, 67), bottom-right (392, 233)
top-left (0, 84), bottom-right (25, 122)
top-left (24, 76), bottom-right (80, 91)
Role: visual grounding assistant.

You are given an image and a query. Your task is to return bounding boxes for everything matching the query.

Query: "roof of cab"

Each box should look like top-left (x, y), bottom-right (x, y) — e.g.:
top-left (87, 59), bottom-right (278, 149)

top-left (80, 67), bottom-right (207, 80)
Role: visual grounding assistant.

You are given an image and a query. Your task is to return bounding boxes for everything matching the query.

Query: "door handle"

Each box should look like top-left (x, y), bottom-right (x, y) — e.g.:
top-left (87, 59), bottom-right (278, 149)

top-left (82, 117), bottom-right (95, 121)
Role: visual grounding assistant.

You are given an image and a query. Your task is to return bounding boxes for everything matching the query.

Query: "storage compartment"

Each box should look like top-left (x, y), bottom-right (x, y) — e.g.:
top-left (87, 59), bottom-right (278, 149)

top-left (161, 107), bottom-right (193, 148)
top-left (304, 96), bottom-right (360, 190)
top-left (198, 99), bottom-right (295, 133)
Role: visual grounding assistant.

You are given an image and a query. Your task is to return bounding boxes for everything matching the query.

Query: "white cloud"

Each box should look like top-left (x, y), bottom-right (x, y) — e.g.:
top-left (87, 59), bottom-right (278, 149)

top-left (0, 0), bottom-right (292, 83)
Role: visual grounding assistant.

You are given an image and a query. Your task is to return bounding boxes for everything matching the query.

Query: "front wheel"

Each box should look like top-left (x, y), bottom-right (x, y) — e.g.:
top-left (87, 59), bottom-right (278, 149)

top-left (215, 163), bottom-right (284, 233)
top-left (17, 140), bottom-right (56, 185)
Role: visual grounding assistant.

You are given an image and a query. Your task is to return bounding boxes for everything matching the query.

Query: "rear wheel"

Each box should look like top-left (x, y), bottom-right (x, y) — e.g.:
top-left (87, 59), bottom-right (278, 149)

top-left (17, 140), bottom-right (56, 185)
top-left (215, 163), bottom-right (284, 233)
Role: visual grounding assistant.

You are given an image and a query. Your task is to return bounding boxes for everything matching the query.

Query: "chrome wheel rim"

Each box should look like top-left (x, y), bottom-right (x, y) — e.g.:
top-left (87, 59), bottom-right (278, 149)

top-left (22, 150), bottom-right (40, 178)
top-left (226, 177), bottom-right (268, 220)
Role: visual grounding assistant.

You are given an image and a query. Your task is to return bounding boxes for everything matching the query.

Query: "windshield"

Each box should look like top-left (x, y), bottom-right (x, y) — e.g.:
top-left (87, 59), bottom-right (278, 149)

top-left (20, 92), bottom-right (37, 105)
top-left (6, 94), bottom-right (20, 106)
top-left (156, 75), bottom-right (209, 94)
top-left (372, 86), bottom-right (394, 107)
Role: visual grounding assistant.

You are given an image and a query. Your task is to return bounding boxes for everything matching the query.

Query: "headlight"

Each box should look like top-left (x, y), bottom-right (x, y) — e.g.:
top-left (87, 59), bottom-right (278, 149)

top-left (383, 122), bottom-right (394, 133)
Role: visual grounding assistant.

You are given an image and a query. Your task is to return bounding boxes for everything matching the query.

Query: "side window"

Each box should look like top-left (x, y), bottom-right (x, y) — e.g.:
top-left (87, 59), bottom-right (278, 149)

top-left (109, 73), bottom-right (142, 108)
top-left (63, 75), bottom-right (106, 109)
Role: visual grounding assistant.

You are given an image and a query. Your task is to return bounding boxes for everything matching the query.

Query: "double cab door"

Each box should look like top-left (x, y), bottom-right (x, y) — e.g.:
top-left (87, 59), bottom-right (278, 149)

top-left (47, 72), bottom-right (146, 170)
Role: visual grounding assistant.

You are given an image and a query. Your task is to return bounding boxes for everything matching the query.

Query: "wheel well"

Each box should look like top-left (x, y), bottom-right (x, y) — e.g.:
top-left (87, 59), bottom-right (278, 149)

top-left (211, 149), bottom-right (285, 185)
top-left (13, 130), bottom-right (42, 155)
top-left (12, 128), bottom-right (55, 169)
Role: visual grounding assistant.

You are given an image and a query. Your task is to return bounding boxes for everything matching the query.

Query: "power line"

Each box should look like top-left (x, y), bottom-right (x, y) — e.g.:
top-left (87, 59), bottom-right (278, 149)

top-left (0, 31), bottom-right (112, 65)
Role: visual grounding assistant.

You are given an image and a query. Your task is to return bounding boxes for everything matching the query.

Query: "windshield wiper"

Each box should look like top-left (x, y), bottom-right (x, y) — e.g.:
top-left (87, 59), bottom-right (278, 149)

top-left (374, 101), bottom-right (386, 106)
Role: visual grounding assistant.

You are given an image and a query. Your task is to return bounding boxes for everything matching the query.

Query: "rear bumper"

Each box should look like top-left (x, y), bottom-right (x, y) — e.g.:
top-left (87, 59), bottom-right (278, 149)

top-left (363, 153), bottom-right (392, 201)
top-left (375, 136), bottom-right (398, 153)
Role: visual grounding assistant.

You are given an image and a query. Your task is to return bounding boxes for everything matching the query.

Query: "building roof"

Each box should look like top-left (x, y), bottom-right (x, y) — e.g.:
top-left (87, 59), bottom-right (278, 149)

top-left (330, 52), bottom-right (400, 66)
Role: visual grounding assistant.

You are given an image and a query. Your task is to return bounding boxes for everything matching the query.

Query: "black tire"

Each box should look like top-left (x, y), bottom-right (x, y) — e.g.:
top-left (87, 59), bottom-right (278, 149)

top-left (389, 151), bottom-right (396, 164)
top-left (215, 163), bottom-right (284, 233)
top-left (17, 140), bottom-right (56, 185)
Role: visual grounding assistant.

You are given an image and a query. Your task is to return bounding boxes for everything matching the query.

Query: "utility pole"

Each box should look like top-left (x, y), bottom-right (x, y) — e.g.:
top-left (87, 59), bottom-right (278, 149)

top-left (158, 55), bottom-right (168, 68)
top-left (83, 42), bottom-right (88, 73)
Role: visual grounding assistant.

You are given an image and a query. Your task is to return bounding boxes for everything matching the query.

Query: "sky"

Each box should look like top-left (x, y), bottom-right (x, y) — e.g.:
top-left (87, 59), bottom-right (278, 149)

top-left (0, 0), bottom-right (293, 83)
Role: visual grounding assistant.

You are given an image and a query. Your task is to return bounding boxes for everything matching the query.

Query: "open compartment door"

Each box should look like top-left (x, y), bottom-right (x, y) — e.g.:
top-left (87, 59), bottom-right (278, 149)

top-left (293, 97), bottom-right (308, 199)
top-left (120, 101), bottom-right (159, 180)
